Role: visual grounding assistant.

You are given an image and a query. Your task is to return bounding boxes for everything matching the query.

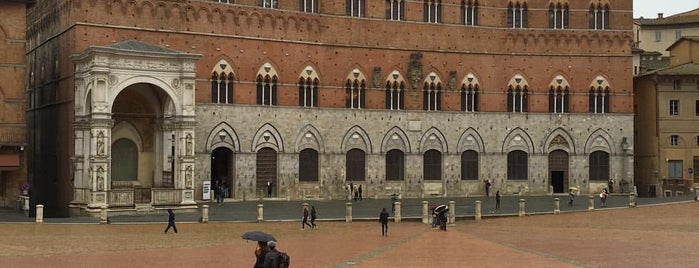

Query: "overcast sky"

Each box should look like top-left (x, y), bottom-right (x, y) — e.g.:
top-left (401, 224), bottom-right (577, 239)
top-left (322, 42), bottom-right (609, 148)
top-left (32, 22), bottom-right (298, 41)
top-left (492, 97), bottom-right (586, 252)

top-left (634, 0), bottom-right (699, 18)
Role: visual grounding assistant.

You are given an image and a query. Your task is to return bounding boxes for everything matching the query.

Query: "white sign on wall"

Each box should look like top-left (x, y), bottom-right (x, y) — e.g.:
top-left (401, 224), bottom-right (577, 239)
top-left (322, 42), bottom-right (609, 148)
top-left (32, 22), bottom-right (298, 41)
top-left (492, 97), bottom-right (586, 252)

top-left (203, 181), bottom-right (211, 200)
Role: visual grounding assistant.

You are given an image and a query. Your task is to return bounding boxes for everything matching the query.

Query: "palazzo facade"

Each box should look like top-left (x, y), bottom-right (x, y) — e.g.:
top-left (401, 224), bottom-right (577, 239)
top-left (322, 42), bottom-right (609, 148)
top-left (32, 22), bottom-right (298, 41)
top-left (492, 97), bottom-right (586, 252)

top-left (25, 0), bottom-right (634, 217)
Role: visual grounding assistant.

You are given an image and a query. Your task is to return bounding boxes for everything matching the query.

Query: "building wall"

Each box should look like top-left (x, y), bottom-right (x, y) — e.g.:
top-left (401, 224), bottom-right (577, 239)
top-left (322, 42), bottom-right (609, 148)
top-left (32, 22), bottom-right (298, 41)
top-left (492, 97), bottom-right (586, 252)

top-left (634, 23), bottom-right (699, 56)
top-left (26, 0), bottom-right (634, 214)
top-left (0, 1), bottom-right (28, 209)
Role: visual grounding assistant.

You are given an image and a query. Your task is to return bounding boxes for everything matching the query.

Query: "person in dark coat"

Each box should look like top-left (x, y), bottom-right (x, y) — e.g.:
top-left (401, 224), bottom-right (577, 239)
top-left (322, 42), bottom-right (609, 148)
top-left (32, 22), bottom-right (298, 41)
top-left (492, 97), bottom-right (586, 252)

top-left (263, 240), bottom-right (280, 268)
top-left (495, 191), bottom-right (501, 209)
top-left (310, 205), bottom-right (317, 229)
top-left (358, 184), bottom-right (363, 201)
top-left (253, 241), bottom-right (268, 268)
top-left (301, 206), bottom-right (313, 230)
top-left (163, 209), bottom-right (178, 234)
top-left (379, 208), bottom-right (390, 236)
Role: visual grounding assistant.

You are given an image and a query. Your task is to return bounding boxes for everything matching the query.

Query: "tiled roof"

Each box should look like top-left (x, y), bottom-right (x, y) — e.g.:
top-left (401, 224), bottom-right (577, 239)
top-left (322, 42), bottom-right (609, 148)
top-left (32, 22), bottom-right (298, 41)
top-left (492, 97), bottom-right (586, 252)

top-left (639, 63), bottom-right (699, 77)
top-left (103, 40), bottom-right (179, 54)
top-left (634, 8), bottom-right (699, 26)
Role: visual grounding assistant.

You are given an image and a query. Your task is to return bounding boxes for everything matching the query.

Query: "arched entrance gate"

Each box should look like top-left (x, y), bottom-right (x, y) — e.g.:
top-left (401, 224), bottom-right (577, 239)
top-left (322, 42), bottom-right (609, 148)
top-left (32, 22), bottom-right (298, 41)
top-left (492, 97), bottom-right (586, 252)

top-left (71, 41), bottom-right (201, 212)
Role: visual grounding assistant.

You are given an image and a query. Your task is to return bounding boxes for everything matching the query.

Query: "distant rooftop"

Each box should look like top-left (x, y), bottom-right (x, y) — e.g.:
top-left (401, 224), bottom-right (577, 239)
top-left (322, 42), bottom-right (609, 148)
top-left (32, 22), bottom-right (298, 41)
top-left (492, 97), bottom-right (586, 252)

top-left (634, 8), bottom-right (699, 26)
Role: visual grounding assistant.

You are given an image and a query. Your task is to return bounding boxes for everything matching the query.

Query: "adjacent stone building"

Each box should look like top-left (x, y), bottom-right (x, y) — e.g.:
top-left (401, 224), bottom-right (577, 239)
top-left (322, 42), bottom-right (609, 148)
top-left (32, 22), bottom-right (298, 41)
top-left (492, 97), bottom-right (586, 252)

top-left (0, 1), bottom-right (29, 209)
top-left (26, 0), bottom-right (634, 217)
top-left (634, 36), bottom-right (699, 197)
top-left (633, 8), bottom-right (699, 73)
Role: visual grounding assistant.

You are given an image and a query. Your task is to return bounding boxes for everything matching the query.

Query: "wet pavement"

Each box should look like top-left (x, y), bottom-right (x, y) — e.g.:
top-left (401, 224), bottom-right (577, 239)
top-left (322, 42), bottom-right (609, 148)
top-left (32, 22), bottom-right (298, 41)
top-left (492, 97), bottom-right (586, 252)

top-left (1, 193), bottom-right (695, 223)
top-left (0, 195), bottom-right (697, 268)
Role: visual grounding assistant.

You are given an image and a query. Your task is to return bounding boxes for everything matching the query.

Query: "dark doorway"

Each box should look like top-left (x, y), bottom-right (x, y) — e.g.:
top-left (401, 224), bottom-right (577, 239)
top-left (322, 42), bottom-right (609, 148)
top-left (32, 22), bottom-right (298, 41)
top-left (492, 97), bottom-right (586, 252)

top-left (211, 147), bottom-right (233, 198)
top-left (551, 171), bottom-right (565, 193)
top-left (548, 150), bottom-right (569, 193)
top-left (256, 147), bottom-right (277, 197)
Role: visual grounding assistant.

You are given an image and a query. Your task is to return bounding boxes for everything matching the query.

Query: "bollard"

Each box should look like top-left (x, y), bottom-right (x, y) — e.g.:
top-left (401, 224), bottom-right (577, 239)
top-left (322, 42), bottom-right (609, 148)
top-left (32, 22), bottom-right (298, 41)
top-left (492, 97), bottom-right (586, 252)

top-left (100, 206), bottom-right (108, 224)
top-left (628, 193), bottom-right (637, 208)
top-left (257, 204), bottom-right (264, 222)
top-left (448, 201), bottom-right (456, 224)
top-left (202, 205), bottom-right (209, 223)
top-left (518, 199), bottom-right (525, 217)
top-left (475, 201), bottom-right (482, 221)
top-left (35, 204), bottom-right (44, 224)
top-left (345, 202), bottom-right (353, 223)
top-left (695, 187), bottom-right (699, 201)
top-left (422, 201), bottom-right (429, 224)
top-left (395, 202), bottom-right (402, 223)
top-left (588, 196), bottom-right (595, 211)
top-left (554, 198), bottom-right (560, 215)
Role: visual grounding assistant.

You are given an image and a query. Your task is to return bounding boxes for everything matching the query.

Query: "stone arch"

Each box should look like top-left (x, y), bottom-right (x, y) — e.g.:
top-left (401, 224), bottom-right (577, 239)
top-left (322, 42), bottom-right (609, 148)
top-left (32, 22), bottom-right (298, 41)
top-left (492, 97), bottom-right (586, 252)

top-left (109, 76), bottom-right (182, 115)
top-left (295, 124), bottom-right (325, 153)
top-left (257, 62), bottom-right (280, 80)
top-left (298, 64), bottom-right (320, 82)
top-left (341, 125), bottom-right (372, 153)
top-left (460, 72), bottom-right (480, 87)
top-left (549, 74), bottom-right (571, 89)
top-left (502, 127), bottom-right (534, 154)
top-left (206, 122), bottom-right (241, 153)
top-left (584, 128), bottom-right (614, 154)
top-left (346, 67), bottom-right (368, 82)
top-left (381, 126), bottom-right (411, 154)
top-left (457, 128), bottom-right (485, 153)
top-left (252, 123), bottom-right (284, 152)
top-left (542, 127), bottom-right (576, 154)
top-left (419, 127), bottom-right (448, 153)
top-left (212, 59), bottom-right (237, 77)
top-left (112, 121), bottom-right (144, 152)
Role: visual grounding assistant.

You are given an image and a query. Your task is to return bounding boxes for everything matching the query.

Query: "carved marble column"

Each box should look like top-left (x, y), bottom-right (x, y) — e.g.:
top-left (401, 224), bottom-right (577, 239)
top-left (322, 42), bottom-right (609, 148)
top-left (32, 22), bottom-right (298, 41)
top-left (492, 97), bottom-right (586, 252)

top-left (176, 119), bottom-right (197, 205)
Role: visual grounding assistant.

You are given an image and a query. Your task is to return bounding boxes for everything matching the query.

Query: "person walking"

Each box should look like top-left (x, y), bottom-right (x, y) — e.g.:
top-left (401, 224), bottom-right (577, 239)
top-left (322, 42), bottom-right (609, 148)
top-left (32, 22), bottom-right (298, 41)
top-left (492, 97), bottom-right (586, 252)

top-left (600, 188), bottom-right (608, 207)
top-left (379, 208), bottom-right (390, 237)
top-left (267, 181), bottom-right (273, 198)
top-left (263, 241), bottom-right (280, 268)
top-left (358, 184), bottom-right (363, 201)
top-left (301, 206), bottom-right (313, 230)
top-left (485, 180), bottom-right (492, 197)
top-left (310, 205), bottom-right (317, 229)
top-left (568, 189), bottom-right (575, 206)
top-left (495, 190), bottom-right (501, 210)
top-left (163, 209), bottom-right (178, 234)
top-left (253, 241), bottom-right (268, 268)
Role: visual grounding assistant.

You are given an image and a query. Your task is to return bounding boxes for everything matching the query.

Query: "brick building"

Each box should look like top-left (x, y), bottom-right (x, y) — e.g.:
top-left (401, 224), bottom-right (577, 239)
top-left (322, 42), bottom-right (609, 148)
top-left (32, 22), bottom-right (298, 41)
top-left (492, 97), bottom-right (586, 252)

top-left (26, 0), bottom-right (634, 217)
top-left (0, 0), bottom-right (29, 210)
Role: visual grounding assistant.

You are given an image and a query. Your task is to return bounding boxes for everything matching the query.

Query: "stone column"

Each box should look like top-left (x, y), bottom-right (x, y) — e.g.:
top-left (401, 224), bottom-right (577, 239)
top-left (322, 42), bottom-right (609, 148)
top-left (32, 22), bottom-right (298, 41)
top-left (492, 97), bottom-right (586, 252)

top-left (475, 201), bottom-right (482, 221)
top-left (518, 199), bottom-right (525, 217)
top-left (588, 196), bottom-right (595, 211)
top-left (345, 202), bottom-right (353, 223)
top-left (554, 198), bottom-right (560, 215)
top-left (35, 204), bottom-right (44, 224)
top-left (100, 205), bottom-right (108, 224)
top-left (201, 205), bottom-right (209, 223)
top-left (422, 201), bottom-right (429, 224)
top-left (395, 202), bottom-right (402, 223)
top-left (628, 193), bottom-right (637, 208)
top-left (257, 204), bottom-right (264, 222)
top-left (448, 201), bottom-right (455, 224)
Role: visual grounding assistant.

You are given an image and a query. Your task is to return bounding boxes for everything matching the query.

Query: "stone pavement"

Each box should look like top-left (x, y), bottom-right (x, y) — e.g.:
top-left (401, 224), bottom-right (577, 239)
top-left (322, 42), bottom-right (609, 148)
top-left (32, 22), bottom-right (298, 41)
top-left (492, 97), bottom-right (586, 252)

top-left (0, 200), bottom-right (697, 268)
top-left (0, 193), bottom-right (694, 224)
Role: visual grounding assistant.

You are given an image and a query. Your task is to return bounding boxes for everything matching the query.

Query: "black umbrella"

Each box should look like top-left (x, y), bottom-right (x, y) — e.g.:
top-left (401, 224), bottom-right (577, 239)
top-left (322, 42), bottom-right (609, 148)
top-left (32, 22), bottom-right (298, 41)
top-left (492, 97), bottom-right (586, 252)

top-left (434, 204), bottom-right (449, 214)
top-left (241, 231), bottom-right (276, 242)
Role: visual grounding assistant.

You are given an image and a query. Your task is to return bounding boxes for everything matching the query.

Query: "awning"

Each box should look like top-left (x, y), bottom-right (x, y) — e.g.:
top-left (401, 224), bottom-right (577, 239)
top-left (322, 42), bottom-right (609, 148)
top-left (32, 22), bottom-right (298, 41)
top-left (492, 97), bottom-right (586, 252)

top-left (0, 153), bottom-right (20, 170)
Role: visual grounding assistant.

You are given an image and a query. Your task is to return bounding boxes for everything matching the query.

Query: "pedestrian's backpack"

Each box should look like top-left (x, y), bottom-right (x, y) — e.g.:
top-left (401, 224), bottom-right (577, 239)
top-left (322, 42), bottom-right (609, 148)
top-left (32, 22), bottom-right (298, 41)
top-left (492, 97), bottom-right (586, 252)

top-left (278, 251), bottom-right (290, 268)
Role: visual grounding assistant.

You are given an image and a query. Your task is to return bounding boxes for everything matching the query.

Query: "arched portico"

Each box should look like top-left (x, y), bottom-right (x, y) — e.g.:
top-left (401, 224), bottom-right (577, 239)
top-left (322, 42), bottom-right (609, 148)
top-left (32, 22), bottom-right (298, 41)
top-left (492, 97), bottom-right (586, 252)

top-left (71, 40), bottom-right (201, 212)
